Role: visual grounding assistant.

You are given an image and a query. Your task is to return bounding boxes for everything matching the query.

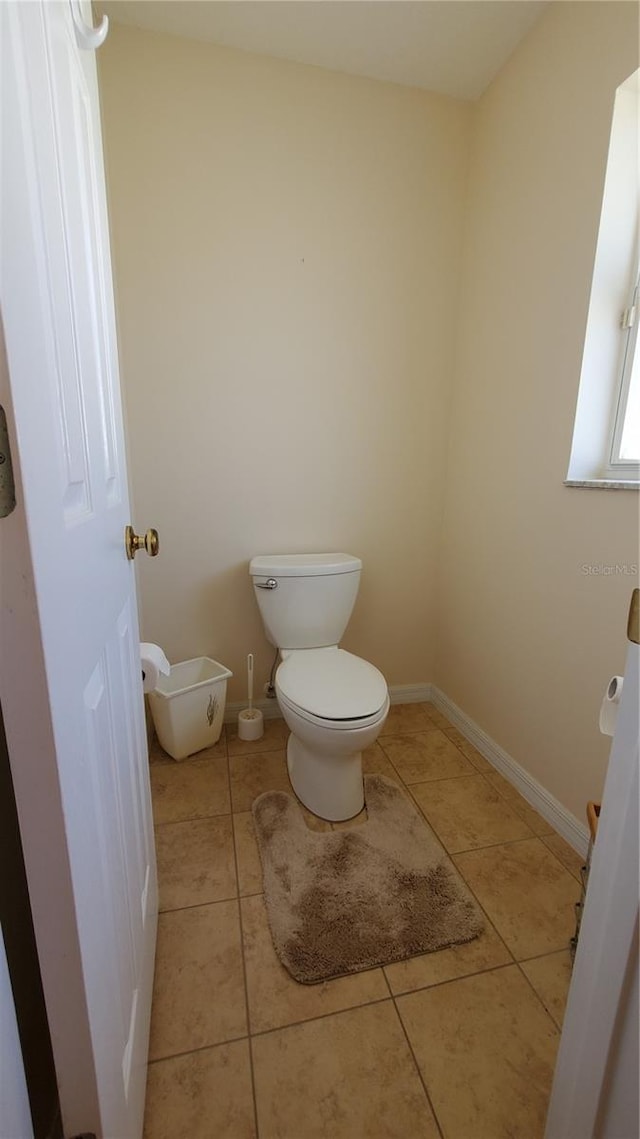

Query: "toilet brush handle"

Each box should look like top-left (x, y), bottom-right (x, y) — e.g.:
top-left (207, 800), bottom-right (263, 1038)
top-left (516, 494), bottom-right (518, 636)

top-left (247, 653), bottom-right (254, 712)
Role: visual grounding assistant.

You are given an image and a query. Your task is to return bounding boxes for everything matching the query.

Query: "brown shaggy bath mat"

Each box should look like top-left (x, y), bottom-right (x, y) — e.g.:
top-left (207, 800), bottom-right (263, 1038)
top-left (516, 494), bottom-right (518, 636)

top-left (252, 774), bottom-right (483, 984)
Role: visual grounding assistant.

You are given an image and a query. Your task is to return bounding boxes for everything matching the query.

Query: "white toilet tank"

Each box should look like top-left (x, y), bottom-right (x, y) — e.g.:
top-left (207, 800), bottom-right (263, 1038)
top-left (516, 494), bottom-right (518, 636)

top-left (249, 553), bottom-right (362, 650)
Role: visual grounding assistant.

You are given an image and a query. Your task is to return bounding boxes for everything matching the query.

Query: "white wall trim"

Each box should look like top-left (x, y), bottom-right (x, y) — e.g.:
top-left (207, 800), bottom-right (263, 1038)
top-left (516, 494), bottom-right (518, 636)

top-left (224, 682), bottom-right (433, 724)
top-left (388, 683), bottom-right (432, 705)
top-left (430, 686), bottom-right (590, 857)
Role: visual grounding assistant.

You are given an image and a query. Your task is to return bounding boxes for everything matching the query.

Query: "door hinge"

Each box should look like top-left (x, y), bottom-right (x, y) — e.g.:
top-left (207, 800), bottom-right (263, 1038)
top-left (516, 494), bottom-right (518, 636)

top-left (621, 304), bottom-right (637, 330)
top-left (0, 406), bottom-right (16, 517)
top-left (628, 589), bottom-right (639, 646)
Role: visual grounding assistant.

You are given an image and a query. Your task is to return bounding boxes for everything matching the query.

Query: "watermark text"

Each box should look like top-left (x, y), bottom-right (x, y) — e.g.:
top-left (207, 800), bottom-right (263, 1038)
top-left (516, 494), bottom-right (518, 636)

top-left (580, 563), bottom-right (638, 576)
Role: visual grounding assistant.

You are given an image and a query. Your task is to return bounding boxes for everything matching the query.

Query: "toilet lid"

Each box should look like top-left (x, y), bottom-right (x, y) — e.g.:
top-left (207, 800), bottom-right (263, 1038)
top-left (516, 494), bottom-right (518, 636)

top-left (277, 649), bottom-right (388, 721)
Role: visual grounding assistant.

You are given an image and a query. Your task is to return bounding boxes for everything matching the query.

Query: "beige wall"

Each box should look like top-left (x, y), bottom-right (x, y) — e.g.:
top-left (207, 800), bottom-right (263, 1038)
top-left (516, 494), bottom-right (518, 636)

top-left (436, 1), bottom-right (639, 819)
top-left (99, 23), bottom-right (471, 702)
top-left (100, 7), bottom-right (638, 824)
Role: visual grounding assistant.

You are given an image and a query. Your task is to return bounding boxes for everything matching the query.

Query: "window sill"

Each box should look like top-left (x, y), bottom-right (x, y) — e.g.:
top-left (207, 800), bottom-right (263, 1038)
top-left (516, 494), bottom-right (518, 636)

top-left (564, 478), bottom-right (639, 490)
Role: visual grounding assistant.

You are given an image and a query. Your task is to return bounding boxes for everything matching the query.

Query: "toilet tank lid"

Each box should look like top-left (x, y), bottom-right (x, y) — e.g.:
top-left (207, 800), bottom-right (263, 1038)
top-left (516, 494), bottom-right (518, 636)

top-left (249, 553), bottom-right (362, 577)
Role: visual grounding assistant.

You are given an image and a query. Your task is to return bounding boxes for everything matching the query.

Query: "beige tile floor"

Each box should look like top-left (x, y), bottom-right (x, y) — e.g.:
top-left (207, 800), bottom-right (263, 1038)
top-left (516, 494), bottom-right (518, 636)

top-left (144, 703), bottom-right (580, 1139)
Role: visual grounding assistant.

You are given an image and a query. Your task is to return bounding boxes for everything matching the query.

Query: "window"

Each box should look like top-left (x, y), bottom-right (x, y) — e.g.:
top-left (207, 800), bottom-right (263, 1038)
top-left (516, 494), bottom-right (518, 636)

top-left (607, 270), bottom-right (639, 474)
top-left (567, 70), bottom-right (640, 486)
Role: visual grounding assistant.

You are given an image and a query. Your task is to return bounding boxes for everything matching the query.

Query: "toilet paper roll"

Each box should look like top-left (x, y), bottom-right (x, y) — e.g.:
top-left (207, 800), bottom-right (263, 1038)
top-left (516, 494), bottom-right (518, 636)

top-left (599, 675), bottom-right (624, 737)
top-left (140, 642), bottom-right (171, 694)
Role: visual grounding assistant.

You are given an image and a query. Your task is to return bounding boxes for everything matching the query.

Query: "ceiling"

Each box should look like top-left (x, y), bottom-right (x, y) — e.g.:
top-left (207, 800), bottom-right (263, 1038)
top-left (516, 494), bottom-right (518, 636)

top-left (98, 1), bottom-right (548, 101)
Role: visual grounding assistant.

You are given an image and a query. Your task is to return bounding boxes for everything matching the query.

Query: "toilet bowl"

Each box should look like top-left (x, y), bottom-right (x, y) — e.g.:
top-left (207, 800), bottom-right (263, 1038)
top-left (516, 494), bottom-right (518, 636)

top-left (276, 646), bottom-right (390, 821)
top-left (249, 553), bottom-right (390, 821)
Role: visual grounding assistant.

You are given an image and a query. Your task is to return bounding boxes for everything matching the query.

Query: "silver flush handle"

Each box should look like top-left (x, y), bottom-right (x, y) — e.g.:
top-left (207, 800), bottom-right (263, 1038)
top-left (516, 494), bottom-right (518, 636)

top-left (255, 578), bottom-right (278, 590)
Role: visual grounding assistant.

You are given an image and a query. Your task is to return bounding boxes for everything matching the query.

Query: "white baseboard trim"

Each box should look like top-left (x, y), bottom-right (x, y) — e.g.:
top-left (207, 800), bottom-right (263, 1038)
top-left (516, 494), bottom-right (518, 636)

top-left (388, 683), bottom-right (432, 705)
top-left (430, 686), bottom-right (590, 858)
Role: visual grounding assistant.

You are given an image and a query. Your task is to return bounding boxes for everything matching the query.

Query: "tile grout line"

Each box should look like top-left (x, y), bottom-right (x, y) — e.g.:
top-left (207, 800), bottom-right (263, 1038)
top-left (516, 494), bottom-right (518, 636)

top-left (518, 946), bottom-right (573, 965)
top-left (395, 753), bottom-right (566, 854)
top-left (434, 863), bottom-right (517, 966)
top-left (457, 748), bottom-right (578, 854)
top-left (450, 834), bottom-right (545, 857)
top-left (514, 958), bottom-right (566, 1033)
top-left (153, 809), bottom-right (233, 826)
top-left (452, 832), bottom-right (577, 867)
top-left (408, 776), bottom-right (540, 837)
top-left (246, 943), bottom-right (551, 1035)
top-left (380, 716), bottom-right (482, 752)
top-left (385, 769), bottom-right (483, 787)
top-left (243, 936), bottom-right (571, 1039)
top-left (379, 865), bottom-right (518, 997)
top-left (149, 736), bottom-right (266, 1094)
top-left (225, 752), bottom-right (261, 1139)
top-left (403, 783), bottom-right (540, 855)
top-left (248, 994), bottom-right (393, 1041)
top-left (446, 862), bottom-right (573, 970)
top-left (148, 1032), bottom-right (251, 1067)
top-left (538, 835), bottom-right (585, 882)
top-left (378, 731), bottom-right (566, 851)
top-left (247, 1034), bottom-right (260, 1137)
top-left (384, 756), bottom-right (522, 970)
top-left (389, 943), bottom-right (573, 1056)
top-left (158, 895), bottom-right (239, 915)
top-left (385, 957), bottom-right (512, 1000)
top-left (382, 969), bottom-right (446, 1139)
top-left (370, 752), bottom-right (537, 974)
top-left (386, 770), bottom-right (576, 968)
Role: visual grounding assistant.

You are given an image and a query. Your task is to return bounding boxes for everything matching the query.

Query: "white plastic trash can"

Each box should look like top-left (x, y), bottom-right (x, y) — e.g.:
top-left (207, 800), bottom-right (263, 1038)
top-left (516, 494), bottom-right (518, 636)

top-left (148, 657), bottom-right (233, 761)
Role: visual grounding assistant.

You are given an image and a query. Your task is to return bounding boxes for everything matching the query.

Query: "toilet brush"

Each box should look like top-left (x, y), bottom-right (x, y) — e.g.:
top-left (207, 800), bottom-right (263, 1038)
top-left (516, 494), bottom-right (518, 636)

top-left (237, 653), bottom-right (264, 741)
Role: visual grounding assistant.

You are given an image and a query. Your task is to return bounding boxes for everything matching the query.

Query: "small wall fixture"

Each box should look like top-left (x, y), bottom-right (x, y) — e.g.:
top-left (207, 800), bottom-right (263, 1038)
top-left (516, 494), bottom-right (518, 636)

top-left (69, 0), bottom-right (109, 50)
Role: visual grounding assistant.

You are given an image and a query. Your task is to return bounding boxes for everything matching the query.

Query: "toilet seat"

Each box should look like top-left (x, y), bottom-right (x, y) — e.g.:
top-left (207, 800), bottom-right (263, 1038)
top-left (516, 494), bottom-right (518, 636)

top-left (276, 647), bottom-right (388, 728)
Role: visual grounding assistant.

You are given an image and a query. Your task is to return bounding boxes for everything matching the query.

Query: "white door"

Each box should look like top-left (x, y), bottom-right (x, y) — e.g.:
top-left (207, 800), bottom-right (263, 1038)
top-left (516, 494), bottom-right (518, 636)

top-left (1, 3), bottom-right (157, 1136)
top-left (545, 591), bottom-right (639, 1139)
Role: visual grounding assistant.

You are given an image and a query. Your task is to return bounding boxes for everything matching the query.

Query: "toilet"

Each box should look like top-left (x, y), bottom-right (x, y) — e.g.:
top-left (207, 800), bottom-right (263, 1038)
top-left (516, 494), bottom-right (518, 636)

top-left (249, 553), bottom-right (389, 821)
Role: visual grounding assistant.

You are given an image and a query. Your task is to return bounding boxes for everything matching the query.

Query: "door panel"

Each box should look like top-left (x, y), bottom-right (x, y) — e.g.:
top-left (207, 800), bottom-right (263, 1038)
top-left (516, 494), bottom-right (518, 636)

top-left (1, 3), bottom-right (157, 1135)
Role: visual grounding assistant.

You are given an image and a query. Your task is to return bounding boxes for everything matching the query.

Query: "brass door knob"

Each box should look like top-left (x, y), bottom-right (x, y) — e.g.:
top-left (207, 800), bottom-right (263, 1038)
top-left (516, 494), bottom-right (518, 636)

top-left (125, 525), bottom-right (159, 560)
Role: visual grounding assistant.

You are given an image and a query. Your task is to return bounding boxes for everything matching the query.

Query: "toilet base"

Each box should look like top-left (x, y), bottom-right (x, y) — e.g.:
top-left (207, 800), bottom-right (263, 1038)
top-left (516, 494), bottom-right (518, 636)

top-left (286, 733), bottom-right (365, 822)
